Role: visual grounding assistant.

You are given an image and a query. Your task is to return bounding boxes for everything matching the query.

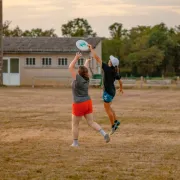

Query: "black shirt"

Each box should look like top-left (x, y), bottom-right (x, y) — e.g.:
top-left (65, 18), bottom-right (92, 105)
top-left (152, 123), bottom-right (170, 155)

top-left (102, 62), bottom-right (121, 97)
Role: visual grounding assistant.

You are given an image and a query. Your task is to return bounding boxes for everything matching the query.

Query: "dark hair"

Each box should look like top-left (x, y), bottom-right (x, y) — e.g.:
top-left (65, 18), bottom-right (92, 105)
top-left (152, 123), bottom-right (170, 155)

top-left (78, 66), bottom-right (89, 81)
top-left (111, 65), bottom-right (119, 77)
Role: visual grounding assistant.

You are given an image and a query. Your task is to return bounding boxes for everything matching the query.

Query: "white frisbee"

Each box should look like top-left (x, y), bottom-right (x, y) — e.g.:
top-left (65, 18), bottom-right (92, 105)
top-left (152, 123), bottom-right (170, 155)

top-left (76, 40), bottom-right (89, 51)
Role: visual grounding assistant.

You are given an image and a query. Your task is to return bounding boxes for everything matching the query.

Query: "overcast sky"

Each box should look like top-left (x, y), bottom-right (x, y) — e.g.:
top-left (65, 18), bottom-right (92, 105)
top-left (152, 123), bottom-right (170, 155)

top-left (3, 0), bottom-right (180, 37)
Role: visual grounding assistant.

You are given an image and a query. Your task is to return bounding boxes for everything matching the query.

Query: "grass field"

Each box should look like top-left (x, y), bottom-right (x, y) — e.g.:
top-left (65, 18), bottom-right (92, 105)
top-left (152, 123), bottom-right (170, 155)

top-left (0, 88), bottom-right (180, 180)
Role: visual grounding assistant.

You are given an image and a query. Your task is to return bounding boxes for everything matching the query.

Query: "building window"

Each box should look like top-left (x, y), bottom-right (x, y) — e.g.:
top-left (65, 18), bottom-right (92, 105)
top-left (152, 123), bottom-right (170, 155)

top-left (58, 58), bottom-right (68, 66)
top-left (42, 58), bottom-right (52, 66)
top-left (78, 58), bottom-right (84, 66)
top-left (26, 58), bottom-right (36, 65)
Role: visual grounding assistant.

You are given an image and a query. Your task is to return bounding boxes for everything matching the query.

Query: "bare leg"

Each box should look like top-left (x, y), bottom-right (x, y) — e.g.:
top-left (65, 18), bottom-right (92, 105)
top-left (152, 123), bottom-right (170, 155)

top-left (104, 102), bottom-right (115, 126)
top-left (104, 103), bottom-right (120, 135)
top-left (110, 103), bottom-right (117, 121)
top-left (84, 113), bottom-right (101, 131)
top-left (84, 113), bottom-right (110, 143)
top-left (72, 115), bottom-right (81, 146)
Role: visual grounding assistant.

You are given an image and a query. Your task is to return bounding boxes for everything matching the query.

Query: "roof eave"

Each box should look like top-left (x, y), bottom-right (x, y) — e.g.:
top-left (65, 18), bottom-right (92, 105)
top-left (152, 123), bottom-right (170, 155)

top-left (3, 51), bottom-right (91, 55)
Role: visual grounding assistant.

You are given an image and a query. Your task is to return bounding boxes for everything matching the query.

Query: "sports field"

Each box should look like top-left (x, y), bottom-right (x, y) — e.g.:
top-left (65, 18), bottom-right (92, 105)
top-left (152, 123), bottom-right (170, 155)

top-left (0, 88), bottom-right (179, 180)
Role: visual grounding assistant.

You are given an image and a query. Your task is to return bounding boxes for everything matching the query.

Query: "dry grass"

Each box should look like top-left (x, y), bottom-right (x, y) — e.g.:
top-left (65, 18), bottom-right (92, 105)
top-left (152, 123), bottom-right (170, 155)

top-left (0, 87), bottom-right (180, 180)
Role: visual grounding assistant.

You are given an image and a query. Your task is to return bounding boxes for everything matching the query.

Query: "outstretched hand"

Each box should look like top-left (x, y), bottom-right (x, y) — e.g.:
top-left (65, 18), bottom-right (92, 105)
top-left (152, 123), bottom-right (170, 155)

top-left (88, 44), bottom-right (93, 50)
top-left (119, 88), bottom-right (124, 94)
top-left (75, 52), bottom-right (82, 59)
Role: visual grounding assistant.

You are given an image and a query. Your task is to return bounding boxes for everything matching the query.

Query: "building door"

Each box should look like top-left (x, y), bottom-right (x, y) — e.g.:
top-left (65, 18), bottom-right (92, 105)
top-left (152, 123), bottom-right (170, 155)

top-left (3, 58), bottom-right (20, 86)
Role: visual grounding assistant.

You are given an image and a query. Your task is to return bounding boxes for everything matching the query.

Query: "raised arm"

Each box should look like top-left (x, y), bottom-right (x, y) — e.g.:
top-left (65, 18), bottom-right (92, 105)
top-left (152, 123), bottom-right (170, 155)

top-left (69, 52), bottom-right (82, 79)
top-left (84, 58), bottom-right (91, 68)
top-left (88, 44), bottom-right (102, 65)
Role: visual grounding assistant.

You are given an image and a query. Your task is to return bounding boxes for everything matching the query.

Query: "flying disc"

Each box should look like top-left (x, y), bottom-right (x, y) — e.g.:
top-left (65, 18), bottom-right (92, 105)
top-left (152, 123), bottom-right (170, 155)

top-left (76, 40), bottom-right (89, 51)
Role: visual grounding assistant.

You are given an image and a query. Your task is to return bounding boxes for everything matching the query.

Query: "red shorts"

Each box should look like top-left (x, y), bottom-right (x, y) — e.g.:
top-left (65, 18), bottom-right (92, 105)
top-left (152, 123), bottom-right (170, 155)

top-left (72, 100), bottom-right (93, 116)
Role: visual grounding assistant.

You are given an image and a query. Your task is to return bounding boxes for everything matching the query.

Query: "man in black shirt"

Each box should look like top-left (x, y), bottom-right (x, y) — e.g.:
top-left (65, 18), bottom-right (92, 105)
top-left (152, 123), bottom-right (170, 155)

top-left (88, 44), bottom-right (123, 135)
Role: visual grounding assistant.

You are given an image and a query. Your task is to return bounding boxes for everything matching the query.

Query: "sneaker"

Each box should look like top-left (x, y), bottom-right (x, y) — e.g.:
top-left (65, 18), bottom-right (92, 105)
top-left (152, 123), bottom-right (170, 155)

top-left (115, 120), bottom-right (121, 126)
top-left (71, 143), bottom-right (79, 147)
top-left (109, 120), bottom-right (121, 135)
top-left (109, 125), bottom-right (116, 135)
top-left (104, 134), bottom-right (110, 143)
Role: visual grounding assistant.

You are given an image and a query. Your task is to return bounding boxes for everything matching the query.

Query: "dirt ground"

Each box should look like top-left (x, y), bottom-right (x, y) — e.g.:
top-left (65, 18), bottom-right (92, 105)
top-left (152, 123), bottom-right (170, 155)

top-left (0, 87), bottom-right (180, 180)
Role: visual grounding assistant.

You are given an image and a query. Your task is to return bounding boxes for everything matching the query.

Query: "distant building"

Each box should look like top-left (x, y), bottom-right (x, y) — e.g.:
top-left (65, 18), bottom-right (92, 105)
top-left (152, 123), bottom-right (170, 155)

top-left (2, 37), bottom-right (102, 86)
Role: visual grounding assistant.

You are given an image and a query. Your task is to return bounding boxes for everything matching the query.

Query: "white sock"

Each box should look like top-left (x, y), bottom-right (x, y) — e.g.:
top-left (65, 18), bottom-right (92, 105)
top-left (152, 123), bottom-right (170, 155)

top-left (72, 139), bottom-right (79, 146)
top-left (99, 129), bottom-right (106, 137)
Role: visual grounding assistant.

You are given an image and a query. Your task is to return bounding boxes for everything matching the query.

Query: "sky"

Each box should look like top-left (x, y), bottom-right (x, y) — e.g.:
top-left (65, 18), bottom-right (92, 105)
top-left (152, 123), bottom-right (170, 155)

top-left (3, 0), bottom-right (180, 37)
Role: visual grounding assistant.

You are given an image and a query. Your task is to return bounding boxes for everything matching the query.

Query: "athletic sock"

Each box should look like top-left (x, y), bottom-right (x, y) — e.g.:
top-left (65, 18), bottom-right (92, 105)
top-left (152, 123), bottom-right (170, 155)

top-left (99, 129), bottom-right (106, 137)
top-left (73, 139), bottom-right (79, 146)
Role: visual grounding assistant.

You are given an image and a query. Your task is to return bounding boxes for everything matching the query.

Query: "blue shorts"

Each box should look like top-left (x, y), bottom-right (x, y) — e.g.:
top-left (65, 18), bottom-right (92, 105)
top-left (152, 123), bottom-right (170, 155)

top-left (103, 91), bottom-right (114, 103)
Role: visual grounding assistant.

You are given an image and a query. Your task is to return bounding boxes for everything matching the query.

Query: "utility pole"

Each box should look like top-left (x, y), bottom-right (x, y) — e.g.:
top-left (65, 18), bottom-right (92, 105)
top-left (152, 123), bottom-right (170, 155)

top-left (0, 0), bottom-right (3, 85)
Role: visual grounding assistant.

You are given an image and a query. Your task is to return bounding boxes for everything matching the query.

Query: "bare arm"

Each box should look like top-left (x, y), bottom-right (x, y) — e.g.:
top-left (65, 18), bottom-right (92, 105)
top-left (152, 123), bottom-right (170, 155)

top-left (69, 52), bottom-right (82, 79)
top-left (118, 79), bottom-right (123, 94)
top-left (84, 59), bottom-right (91, 68)
top-left (88, 44), bottom-right (102, 65)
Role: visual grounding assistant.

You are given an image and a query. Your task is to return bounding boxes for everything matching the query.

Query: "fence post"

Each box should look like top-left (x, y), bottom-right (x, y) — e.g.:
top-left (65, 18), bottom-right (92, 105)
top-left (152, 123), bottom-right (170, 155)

top-left (32, 77), bottom-right (35, 88)
top-left (140, 76), bottom-right (143, 88)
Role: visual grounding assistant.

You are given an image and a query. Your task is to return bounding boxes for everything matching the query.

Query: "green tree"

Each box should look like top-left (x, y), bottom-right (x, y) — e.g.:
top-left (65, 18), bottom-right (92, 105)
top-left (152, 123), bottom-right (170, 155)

top-left (61, 18), bottom-right (96, 37)
top-left (128, 26), bottom-right (151, 41)
top-left (109, 22), bottom-right (123, 39)
top-left (105, 22), bottom-right (180, 77)
top-left (11, 26), bottom-right (23, 37)
top-left (148, 23), bottom-right (178, 76)
top-left (3, 20), bottom-right (11, 36)
top-left (3, 21), bottom-right (57, 37)
top-left (171, 28), bottom-right (180, 76)
top-left (128, 46), bottom-right (164, 76)
top-left (22, 28), bottom-right (57, 37)
top-left (102, 39), bottom-right (122, 63)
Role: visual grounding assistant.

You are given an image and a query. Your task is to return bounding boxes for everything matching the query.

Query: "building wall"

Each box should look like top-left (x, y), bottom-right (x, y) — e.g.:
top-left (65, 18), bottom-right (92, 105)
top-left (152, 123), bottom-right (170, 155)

top-left (3, 40), bottom-right (102, 86)
top-left (3, 52), bottom-right (99, 86)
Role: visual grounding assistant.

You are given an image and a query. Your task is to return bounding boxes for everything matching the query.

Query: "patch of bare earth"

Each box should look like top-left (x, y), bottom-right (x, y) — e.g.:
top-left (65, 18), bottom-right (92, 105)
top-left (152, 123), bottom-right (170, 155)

top-left (0, 88), bottom-right (180, 180)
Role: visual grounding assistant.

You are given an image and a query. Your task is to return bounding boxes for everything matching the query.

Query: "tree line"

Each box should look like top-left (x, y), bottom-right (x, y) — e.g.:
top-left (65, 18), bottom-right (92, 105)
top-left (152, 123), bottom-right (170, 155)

top-left (2, 18), bottom-right (180, 77)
